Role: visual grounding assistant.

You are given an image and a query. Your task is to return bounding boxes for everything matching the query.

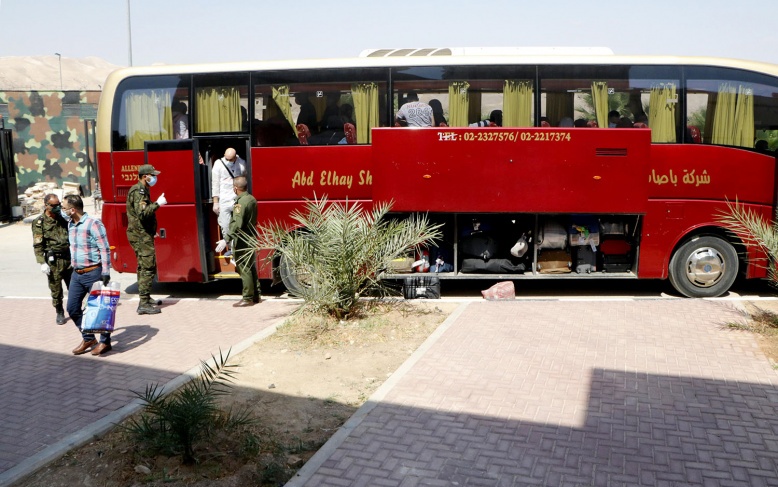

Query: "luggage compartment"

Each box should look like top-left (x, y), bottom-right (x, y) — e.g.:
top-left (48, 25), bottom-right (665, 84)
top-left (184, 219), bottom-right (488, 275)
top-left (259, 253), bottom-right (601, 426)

top-left (387, 213), bottom-right (640, 281)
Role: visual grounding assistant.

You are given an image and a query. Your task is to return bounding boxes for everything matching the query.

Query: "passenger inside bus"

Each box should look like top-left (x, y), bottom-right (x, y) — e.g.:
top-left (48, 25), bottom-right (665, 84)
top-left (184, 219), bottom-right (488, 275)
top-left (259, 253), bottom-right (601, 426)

top-left (395, 91), bottom-right (433, 127)
top-left (295, 93), bottom-right (319, 132)
top-left (429, 99), bottom-right (447, 127)
top-left (172, 101), bottom-right (189, 139)
top-left (308, 116), bottom-right (346, 145)
top-left (322, 93), bottom-right (340, 124)
top-left (608, 110), bottom-right (620, 128)
top-left (470, 110), bottom-right (502, 127)
top-left (339, 103), bottom-right (354, 126)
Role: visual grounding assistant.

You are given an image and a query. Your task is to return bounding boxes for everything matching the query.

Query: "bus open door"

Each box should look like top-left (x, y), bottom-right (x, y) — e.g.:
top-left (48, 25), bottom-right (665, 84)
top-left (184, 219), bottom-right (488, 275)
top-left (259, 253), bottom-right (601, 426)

top-left (145, 140), bottom-right (211, 282)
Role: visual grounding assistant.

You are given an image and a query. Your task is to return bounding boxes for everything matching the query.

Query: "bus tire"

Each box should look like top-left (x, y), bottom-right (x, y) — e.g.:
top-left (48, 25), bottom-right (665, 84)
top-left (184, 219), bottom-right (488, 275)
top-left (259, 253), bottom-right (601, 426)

top-left (279, 254), bottom-right (309, 296)
top-left (668, 235), bottom-right (738, 298)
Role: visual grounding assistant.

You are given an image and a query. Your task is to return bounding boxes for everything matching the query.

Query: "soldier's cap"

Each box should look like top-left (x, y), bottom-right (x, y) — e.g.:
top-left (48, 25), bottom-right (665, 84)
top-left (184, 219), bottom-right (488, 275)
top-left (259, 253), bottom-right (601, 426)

top-left (138, 164), bottom-right (161, 176)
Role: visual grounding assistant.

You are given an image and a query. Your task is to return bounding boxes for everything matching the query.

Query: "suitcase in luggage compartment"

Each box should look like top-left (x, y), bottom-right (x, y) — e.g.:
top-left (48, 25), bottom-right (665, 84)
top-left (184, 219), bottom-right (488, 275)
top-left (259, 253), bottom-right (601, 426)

top-left (574, 246), bottom-right (597, 273)
top-left (599, 237), bottom-right (633, 273)
top-left (602, 255), bottom-right (632, 272)
top-left (403, 276), bottom-right (441, 299)
top-left (537, 250), bottom-right (571, 274)
top-left (599, 238), bottom-right (632, 255)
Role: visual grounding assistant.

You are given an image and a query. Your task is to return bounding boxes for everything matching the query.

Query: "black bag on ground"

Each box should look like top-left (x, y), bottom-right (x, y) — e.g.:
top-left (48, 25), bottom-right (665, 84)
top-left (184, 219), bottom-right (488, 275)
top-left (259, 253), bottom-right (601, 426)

top-left (461, 258), bottom-right (525, 274)
top-left (403, 276), bottom-right (441, 299)
top-left (460, 233), bottom-right (499, 260)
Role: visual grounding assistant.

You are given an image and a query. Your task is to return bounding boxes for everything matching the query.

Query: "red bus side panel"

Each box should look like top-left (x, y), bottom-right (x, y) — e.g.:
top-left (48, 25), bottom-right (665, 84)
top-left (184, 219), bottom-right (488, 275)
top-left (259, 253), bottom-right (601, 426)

top-left (371, 128), bottom-right (651, 214)
top-left (252, 146), bottom-right (373, 202)
top-left (638, 145), bottom-right (776, 279)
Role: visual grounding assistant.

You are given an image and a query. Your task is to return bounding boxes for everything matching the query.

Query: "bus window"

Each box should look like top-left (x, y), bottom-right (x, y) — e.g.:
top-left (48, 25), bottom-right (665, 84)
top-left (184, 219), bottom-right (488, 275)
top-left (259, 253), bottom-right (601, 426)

top-left (111, 75), bottom-right (190, 151)
top-left (686, 66), bottom-right (778, 149)
top-left (539, 65), bottom-right (680, 140)
top-left (253, 68), bottom-right (388, 146)
top-left (392, 65), bottom-right (534, 128)
top-left (193, 72), bottom-right (249, 135)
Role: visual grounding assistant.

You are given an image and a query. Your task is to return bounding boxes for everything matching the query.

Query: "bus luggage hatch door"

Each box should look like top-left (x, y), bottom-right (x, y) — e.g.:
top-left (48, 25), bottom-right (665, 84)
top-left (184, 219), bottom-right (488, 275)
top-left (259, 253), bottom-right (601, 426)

top-left (145, 140), bottom-right (209, 282)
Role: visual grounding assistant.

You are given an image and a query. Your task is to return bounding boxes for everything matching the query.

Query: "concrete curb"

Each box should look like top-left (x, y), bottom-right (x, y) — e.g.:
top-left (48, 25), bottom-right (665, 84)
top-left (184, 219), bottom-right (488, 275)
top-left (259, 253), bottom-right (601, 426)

top-left (284, 301), bottom-right (470, 487)
top-left (0, 311), bottom-right (291, 487)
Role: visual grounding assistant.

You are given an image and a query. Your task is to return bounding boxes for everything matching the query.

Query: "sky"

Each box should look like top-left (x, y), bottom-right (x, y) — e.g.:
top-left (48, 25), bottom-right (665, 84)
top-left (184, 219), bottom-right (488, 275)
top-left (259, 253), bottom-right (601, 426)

top-left (0, 0), bottom-right (776, 67)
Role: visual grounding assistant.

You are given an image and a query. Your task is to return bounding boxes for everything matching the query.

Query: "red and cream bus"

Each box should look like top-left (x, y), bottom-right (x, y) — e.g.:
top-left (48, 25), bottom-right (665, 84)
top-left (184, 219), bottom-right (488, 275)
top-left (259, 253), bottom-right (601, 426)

top-left (95, 47), bottom-right (778, 297)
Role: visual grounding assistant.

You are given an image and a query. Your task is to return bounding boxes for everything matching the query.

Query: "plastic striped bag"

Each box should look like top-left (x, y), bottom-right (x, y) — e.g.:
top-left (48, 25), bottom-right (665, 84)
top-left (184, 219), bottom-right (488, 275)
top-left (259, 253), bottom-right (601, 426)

top-left (81, 281), bottom-right (120, 333)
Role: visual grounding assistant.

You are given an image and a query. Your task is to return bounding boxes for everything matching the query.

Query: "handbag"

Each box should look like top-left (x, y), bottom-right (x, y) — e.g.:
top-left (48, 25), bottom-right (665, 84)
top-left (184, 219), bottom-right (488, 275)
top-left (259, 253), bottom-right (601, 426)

top-left (81, 281), bottom-right (120, 333)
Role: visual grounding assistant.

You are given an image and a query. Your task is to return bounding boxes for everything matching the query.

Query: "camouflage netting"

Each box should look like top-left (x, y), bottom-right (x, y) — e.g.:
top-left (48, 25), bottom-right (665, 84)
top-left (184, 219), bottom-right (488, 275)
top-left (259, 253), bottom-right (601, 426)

top-left (0, 90), bottom-right (100, 194)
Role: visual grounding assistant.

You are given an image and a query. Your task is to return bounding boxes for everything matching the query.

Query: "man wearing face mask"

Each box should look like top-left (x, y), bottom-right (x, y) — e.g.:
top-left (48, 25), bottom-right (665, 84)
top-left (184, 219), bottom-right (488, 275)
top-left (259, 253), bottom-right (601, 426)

top-left (32, 193), bottom-right (73, 324)
top-left (126, 164), bottom-right (167, 315)
top-left (211, 148), bottom-right (246, 247)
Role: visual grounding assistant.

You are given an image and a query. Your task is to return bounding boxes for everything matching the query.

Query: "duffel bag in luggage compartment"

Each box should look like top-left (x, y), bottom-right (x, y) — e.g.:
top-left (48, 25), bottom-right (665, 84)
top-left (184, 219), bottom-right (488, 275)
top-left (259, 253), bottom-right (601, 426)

top-left (460, 233), bottom-right (499, 260)
top-left (461, 258), bottom-right (525, 274)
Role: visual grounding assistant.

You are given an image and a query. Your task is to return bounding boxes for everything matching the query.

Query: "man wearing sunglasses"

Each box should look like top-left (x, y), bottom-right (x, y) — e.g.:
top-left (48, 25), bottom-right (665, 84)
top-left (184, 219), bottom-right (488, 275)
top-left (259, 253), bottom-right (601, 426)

top-left (32, 194), bottom-right (73, 325)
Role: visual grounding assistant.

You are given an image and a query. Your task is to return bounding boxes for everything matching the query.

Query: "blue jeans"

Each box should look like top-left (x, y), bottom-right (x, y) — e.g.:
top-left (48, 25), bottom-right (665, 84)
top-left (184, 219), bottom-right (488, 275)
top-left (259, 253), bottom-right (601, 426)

top-left (67, 267), bottom-right (111, 345)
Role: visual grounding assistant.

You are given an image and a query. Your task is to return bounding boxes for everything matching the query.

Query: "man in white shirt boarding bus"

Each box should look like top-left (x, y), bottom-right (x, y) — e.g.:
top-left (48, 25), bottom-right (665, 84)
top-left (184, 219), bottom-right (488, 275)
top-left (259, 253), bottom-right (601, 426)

top-left (211, 148), bottom-right (247, 245)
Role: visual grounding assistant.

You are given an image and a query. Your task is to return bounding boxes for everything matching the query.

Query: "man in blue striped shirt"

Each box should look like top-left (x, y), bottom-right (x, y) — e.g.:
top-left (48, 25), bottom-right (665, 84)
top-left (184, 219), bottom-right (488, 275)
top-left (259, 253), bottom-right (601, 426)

top-left (62, 195), bottom-right (114, 356)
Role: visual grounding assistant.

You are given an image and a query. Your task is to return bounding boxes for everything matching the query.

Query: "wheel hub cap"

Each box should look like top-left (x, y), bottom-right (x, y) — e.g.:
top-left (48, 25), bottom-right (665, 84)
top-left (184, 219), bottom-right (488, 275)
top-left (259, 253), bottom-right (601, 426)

top-left (685, 246), bottom-right (725, 288)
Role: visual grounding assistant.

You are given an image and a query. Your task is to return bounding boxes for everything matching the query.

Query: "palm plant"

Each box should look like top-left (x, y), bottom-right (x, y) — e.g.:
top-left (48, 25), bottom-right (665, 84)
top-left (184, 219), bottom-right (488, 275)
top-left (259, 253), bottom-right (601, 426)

top-left (716, 200), bottom-right (777, 283)
top-left (577, 92), bottom-right (630, 121)
top-left (123, 349), bottom-right (253, 464)
top-left (238, 197), bottom-right (443, 319)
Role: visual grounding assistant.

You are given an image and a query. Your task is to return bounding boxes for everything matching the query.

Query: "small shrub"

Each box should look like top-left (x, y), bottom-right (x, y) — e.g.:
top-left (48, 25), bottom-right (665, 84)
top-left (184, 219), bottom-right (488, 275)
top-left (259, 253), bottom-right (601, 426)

top-left (122, 349), bottom-right (254, 464)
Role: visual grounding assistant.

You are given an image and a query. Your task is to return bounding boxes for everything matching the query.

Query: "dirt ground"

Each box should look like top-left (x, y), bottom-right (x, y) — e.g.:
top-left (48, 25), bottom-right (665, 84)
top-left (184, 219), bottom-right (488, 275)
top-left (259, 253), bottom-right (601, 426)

top-left (19, 301), bottom-right (460, 487)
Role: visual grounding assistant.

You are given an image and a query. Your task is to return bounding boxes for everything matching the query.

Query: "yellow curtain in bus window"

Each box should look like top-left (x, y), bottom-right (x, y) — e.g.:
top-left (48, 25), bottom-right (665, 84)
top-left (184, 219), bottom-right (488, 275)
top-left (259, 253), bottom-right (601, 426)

top-left (271, 86), bottom-right (298, 137)
top-left (590, 81), bottom-right (609, 128)
top-left (734, 85), bottom-right (754, 148)
top-left (196, 86), bottom-right (242, 133)
top-left (546, 92), bottom-right (574, 127)
top-left (448, 81), bottom-right (470, 127)
top-left (648, 83), bottom-right (677, 143)
top-left (503, 80), bottom-right (533, 128)
top-left (351, 82), bottom-right (379, 144)
top-left (125, 90), bottom-right (173, 150)
top-left (711, 83), bottom-right (754, 148)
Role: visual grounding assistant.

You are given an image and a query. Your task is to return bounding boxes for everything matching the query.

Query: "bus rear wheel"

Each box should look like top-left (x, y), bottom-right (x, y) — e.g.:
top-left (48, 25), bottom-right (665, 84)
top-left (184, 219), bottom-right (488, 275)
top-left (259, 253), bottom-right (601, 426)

top-left (279, 254), bottom-right (311, 296)
top-left (668, 235), bottom-right (738, 298)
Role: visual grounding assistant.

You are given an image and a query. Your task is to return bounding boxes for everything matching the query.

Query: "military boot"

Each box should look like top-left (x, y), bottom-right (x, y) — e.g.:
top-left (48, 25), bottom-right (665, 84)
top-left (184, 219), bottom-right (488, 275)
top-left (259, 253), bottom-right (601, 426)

top-left (137, 302), bottom-right (162, 315)
top-left (55, 304), bottom-right (66, 325)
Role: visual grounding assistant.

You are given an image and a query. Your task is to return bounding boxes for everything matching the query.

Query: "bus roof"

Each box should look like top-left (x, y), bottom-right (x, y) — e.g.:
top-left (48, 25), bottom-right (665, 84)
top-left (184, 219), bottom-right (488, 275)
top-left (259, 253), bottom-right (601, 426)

top-left (101, 52), bottom-right (778, 85)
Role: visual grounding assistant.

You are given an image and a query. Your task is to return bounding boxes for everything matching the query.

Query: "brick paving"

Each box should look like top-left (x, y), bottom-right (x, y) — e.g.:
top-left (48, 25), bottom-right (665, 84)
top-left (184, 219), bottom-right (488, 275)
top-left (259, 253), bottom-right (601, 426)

top-left (3, 296), bottom-right (778, 487)
top-left (295, 299), bottom-right (778, 487)
top-left (0, 296), bottom-right (297, 484)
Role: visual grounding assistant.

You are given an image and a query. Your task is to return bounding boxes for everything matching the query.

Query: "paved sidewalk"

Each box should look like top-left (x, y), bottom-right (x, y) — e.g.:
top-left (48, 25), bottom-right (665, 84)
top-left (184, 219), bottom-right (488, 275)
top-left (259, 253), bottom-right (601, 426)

top-left (291, 299), bottom-right (778, 487)
top-left (0, 296), bottom-right (298, 486)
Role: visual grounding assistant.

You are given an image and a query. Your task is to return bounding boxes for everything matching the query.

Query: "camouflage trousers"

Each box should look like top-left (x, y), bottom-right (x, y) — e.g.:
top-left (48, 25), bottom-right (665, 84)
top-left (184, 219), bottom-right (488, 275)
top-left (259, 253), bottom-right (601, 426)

top-left (47, 258), bottom-right (73, 309)
top-left (131, 240), bottom-right (157, 305)
top-left (235, 247), bottom-right (259, 301)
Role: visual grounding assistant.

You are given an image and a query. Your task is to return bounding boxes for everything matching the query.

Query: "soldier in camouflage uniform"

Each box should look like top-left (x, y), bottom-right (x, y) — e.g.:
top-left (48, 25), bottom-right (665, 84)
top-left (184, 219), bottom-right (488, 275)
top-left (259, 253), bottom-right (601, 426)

top-left (126, 164), bottom-right (167, 314)
top-left (32, 193), bottom-right (73, 324)
top-left (226, 176), bottom-right (260, 307)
